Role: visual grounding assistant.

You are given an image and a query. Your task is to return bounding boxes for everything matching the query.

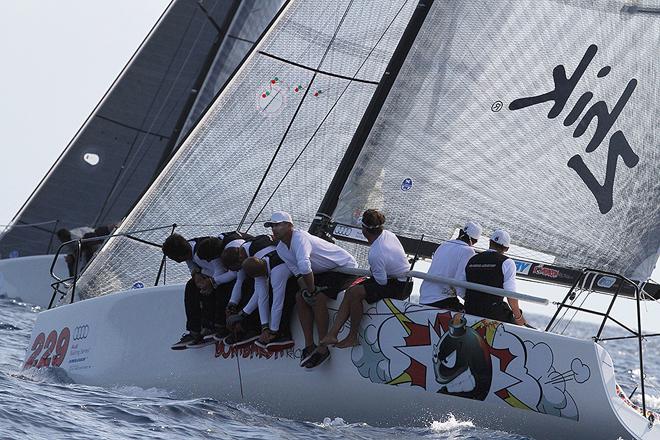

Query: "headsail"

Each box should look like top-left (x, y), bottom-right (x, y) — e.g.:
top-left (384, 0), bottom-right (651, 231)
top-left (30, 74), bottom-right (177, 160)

top-left (328, 0), bottom-right (659, 280)
top-left (74, 0), bottom-right (418, 299)
top-left (0, 0), bottom-right (281, 259)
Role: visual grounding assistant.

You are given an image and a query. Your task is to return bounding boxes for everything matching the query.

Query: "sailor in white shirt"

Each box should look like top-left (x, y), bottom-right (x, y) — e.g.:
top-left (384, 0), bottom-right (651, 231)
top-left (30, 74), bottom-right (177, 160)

top-left (265, 211), bottom-right (357, 369)
top-left (321, 209), bottom-right (411, 349)
top-left (240, 250), bottom-right (297, 350)
top-left (162, 233), bottom-right (228, 349)
top-left (419, 221), bottom-right (482, 311)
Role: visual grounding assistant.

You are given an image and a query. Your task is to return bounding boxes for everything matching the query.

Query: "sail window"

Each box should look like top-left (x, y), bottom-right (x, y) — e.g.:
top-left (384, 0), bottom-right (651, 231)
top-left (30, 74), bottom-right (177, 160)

top-left (83, 153), bottom-right (100, 166)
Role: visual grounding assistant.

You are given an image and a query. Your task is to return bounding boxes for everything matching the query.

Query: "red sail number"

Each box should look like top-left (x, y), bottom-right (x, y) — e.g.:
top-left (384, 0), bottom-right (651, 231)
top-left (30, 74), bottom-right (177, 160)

top-left (24, 327), bottom-right (71, 369)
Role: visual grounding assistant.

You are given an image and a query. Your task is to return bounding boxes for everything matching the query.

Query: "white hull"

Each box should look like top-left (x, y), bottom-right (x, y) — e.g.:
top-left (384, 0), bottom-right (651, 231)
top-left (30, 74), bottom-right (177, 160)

top-left (23, 284), bottom-right (658, 439)
top-left (0, 255), bottom-right (68, 308)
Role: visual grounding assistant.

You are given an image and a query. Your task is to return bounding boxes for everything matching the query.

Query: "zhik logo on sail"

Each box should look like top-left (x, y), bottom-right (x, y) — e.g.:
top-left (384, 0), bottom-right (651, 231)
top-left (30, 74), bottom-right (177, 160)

top-left (508, 44), bottom-right (639, 215)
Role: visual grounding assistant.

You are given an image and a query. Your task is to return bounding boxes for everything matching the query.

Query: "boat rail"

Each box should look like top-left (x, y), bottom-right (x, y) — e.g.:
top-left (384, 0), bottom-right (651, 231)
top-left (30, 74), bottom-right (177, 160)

top-left (546, 268), bottom-right (659, 419)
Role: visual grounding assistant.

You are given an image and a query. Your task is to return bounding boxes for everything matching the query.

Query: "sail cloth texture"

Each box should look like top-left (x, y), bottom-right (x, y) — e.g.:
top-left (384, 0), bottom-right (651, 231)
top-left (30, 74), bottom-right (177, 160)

top-left (0, 0), bottom-right (239, 259)
top-left (333, 0), bottom-right (659, 280)
top-left (75, 0), bottom-right (417, 299)
top-left (177, 0), bottom-right (285, 145)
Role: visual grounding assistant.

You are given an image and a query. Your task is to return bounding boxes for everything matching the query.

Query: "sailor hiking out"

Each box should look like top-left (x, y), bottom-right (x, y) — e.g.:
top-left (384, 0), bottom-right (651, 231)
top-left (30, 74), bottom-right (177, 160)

top-left (221, 234), bottom-right (278, 347)
top-left (241, 250), bottom-right (297, 350)
top-left (418, 221), bottom-right (482, 312)
top-left (265, 211), bottom-right (358, 369)
top-left (322, 209), bottom-right (411, 348)
top-left (162, 231), bottom-right (250, 349)
top-left (463, 229), bottom-right (527, 326)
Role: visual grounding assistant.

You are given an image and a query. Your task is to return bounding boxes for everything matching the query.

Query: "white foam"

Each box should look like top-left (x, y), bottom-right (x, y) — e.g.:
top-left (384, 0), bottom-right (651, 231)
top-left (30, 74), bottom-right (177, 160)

top-left (109, 385), bottom-right (171, 398)
top-left (429, 413), bottom-right (474, 432)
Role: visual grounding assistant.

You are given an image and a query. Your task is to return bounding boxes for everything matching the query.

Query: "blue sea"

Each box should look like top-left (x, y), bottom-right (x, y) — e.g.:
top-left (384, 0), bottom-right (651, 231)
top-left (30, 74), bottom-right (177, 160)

top-left (2, 295), bottom-right (659, 440)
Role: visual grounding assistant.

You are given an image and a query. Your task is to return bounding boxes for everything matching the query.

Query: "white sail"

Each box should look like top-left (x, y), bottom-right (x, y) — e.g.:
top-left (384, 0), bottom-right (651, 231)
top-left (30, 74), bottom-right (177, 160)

top-left (75, 0), bottom-right (417, 298)
top-left (332, 0), bottom-right (660, 279)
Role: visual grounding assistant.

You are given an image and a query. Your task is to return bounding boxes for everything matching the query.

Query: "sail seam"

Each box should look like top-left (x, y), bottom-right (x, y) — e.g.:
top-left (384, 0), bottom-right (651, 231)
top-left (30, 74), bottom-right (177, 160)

top-left (258, 50), bottom-right (380, 85)
top-left (94, 115), bottom-right (171, 139)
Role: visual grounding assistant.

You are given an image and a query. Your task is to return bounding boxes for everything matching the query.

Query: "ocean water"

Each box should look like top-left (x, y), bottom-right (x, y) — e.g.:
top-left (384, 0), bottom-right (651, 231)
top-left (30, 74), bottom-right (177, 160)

top-left (1, 295), bottom-right (659, 440)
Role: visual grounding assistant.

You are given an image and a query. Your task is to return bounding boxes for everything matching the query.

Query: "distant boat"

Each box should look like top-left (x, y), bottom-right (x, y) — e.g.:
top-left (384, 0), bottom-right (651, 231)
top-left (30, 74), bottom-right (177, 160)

top-left (23, 0), bottom-right (659, 438)
top-left (0, 0), bottom-right (284, 307)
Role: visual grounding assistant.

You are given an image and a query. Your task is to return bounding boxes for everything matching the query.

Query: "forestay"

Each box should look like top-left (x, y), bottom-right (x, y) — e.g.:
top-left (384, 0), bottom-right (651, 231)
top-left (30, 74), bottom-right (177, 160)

top-left (75, 0), bottom-right (418, 299)
top-left (332, 0), bottom-right (659, 280)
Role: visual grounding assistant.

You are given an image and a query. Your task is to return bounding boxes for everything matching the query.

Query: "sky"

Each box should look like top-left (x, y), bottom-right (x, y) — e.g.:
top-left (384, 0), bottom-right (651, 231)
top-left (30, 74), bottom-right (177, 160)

top-left (0, 1), bottom-right (658, 332)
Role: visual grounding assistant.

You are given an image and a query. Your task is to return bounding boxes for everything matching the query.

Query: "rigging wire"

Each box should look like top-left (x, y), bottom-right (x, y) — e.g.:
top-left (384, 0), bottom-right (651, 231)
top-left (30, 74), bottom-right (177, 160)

top-left (94, 5), bottom-right (214, 225)
top-left (237, 0), bottom-right (358, 231)
top-left (244, 0), bottom-right (413, 233)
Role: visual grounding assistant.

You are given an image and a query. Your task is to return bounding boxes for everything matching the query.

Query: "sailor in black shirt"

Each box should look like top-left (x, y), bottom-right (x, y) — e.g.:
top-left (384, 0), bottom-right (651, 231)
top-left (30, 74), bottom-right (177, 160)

top-left (463, 229), bottom-right (526, 326)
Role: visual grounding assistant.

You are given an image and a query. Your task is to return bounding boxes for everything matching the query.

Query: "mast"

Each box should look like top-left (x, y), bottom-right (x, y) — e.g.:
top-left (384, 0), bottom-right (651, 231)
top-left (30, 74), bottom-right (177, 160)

top-left (310, 0), bottom-right (434, 236)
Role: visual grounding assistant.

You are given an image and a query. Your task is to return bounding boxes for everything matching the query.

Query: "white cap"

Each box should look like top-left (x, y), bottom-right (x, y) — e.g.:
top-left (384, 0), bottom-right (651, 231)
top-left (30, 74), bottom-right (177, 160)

top-left (490, 229), bottom-right (511, 248)
top-left (264, 211), bottom-right (293, 227)
top-left (463, 221), bottom-right (482, 240)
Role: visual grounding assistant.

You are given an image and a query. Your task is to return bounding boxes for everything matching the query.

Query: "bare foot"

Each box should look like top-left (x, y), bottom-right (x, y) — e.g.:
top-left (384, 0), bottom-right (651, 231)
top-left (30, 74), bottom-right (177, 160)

top-left (335, 335), bottom-right (359, 349)
top-left (319, 335), bottom-right (338, 346)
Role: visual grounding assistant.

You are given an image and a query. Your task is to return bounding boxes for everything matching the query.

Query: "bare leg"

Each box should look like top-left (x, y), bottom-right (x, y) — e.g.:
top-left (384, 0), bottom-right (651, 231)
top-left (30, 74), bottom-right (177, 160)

top-left (320, 289), bottom-right (353, 346)
top-left (296, 292), bottom-right (315, 349)
top-left (336, 286), bottom-right (366, 348)
top-left (312, 293), bottom-right (330, 354)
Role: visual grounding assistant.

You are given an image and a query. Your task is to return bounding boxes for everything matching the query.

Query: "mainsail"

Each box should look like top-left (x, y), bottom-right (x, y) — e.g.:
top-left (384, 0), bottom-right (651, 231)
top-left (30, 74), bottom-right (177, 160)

top-left (0, 0), bottom-right (282, 259)
top-left (74, 0), bottom-right (418, 299)
top-left (327, 0), bottom-right (659, 280)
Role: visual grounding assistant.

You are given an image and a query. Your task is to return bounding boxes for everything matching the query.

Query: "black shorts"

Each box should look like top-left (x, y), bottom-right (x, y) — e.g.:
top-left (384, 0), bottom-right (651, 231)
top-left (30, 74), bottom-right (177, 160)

top-left (465, 300), bottom-right (515, 324)
top-left (422, 297), bottom-right (464, 312)
top-left (314, 271), bottom-right (359, 300)
top-left (361, 277), bottom-right (412, 304)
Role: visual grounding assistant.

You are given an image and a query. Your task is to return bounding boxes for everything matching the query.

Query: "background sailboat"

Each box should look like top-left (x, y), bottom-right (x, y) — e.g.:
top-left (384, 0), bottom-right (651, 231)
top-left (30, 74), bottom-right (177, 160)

top-left (0, 0), bottom-right (284, 307)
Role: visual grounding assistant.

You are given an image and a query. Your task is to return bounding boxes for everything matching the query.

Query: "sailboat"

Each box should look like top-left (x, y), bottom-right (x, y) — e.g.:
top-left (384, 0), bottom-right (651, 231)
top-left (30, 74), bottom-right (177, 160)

top-left (0, 0), bottom-right (284, 307)
top-left (22, 0), bottom-right (660, 438)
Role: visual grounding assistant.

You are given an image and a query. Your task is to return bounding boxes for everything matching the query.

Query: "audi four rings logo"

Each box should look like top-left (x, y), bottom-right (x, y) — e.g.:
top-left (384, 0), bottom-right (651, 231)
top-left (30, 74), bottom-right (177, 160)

top-left (73, 325), bottom-right (90, 340)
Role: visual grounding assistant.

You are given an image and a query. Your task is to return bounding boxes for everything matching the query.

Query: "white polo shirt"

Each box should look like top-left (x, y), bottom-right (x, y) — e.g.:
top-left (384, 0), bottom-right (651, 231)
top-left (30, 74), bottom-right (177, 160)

top-left (419, 239), bottom-right (475, 304)
top-left (276, 229), bottom-right (356, 276)
top-left (368, 230), bottom-right (409, 285)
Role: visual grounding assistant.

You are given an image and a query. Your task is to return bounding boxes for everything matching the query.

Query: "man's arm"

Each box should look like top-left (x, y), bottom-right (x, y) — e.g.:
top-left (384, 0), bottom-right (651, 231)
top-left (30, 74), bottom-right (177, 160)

top-left (503, 259), bottom-right (525, 325)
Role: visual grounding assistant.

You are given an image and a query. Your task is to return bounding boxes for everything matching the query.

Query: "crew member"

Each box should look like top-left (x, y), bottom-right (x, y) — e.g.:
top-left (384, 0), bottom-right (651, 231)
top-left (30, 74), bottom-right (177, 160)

top-left (463, 229), bottom-right (526, 326)
top-left (321, 209), bottom-right (410, 348)
top-left (419, 221), bottom-right (482, 311)
top-left (265, 211), bottom-right (357, 369)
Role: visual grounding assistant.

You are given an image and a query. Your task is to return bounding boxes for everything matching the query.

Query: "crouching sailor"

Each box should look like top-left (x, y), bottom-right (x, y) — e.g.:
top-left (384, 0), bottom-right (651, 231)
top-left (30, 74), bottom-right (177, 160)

top-left (265, 211), bottom-right (357, 369)
top-left (221, 234), bottom-right (275, 347)
top-left (322, 209), bottom-right (411, 348)
top-left (195, 232), bottom-right (252, 342)
top-left (463, 229), bottom-right (527, 326)
top-left (418, 221), bottom-right (482, 312)
top-left (242, 251), bottom-right (297, 350)
top-left (162, 233), bottom-right (227, 349)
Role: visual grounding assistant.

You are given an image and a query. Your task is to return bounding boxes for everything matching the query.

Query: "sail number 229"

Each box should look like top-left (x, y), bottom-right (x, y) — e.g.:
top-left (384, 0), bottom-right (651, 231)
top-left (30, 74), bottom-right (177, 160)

top-left (24, 327), bottom-right (70, 369)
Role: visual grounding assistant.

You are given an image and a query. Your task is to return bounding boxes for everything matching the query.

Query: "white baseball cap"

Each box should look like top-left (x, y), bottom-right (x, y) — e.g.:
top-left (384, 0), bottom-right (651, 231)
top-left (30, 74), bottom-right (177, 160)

top-left (490, 229), bottom-right (511, 248)
top-left (264, 211), bottom-right (293, 227)
top-left (463, 221), bottom-right (482, 240)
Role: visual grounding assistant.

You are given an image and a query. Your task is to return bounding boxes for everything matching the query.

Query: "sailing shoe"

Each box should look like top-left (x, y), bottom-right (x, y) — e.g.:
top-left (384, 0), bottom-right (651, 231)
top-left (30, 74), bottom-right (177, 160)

top-left (266, 334), bottom-right (294, 351)
top-left (223, 329), bottom-right (260, 348)
top-left (187, 333), bottom-right (214, 349)
top-left (170, 333), bottom-right (199, 350)
top-left (200, 327), bottom-right (214, 337)
top-left (213, 326), bottom-right (231, 341)
top-left (254, 329), bottom-right (277, 349)
top-left (305, 348), bottom-right (331, 369)
top-left (299, 344), bottom-right (317, 367)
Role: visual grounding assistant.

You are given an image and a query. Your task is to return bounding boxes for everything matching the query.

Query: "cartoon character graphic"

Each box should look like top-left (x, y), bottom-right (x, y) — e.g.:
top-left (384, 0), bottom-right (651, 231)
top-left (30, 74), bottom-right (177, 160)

top-left (433, 314), bottom-right (492, 400)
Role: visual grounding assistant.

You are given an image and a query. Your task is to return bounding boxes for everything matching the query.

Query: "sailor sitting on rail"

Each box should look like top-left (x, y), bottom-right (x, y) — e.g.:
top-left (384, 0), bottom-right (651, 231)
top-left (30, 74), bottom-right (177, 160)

top-left (241, 251), bottom-right (297, 350)
top-left (221, 234), bottom-right (276, 347)
top-left (195, 232), bottom-right (254, 343)
top-left (418, 221), bottom-right (482, 312)
top-left (265, 211), bottom-right (357, 369)
top-left (321, 209), bottom-right (411, 349)
top-left (162, 233), bottom-right (233, 349)
top-left (462, 229), bottom-right (527, 326)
